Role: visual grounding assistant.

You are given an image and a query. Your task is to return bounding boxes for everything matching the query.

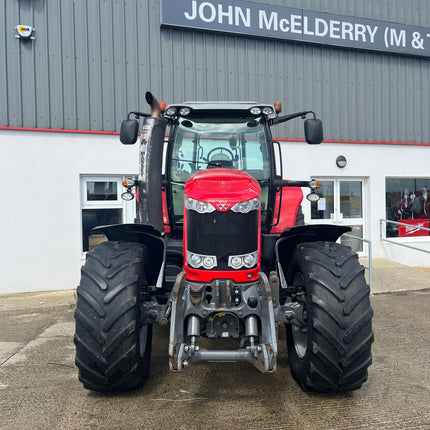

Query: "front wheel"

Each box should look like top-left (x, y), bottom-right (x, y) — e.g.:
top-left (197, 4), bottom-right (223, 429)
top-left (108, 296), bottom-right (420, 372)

top-left (74, 241), bottom-right (152, 392)
top-left (286, 242), bottom-right (374, 393)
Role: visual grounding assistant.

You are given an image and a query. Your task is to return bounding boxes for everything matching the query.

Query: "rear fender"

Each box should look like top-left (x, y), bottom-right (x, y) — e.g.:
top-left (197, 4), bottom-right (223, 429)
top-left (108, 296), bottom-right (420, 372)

top-left (275, 224), bottom-right (351, 281)
top-left (92, 224), bottom-right (166, 286)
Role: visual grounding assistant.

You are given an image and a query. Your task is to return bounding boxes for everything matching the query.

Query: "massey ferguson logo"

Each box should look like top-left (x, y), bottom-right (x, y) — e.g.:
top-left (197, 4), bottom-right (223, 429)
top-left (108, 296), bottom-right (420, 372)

top-left (216, 201), bottom-right (230, 211)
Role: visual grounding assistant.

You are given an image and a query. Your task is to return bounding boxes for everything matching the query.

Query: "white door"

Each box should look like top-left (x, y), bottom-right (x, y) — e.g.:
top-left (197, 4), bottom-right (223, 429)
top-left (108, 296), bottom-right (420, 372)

top-left (309, 178), bottom-right (367, 255)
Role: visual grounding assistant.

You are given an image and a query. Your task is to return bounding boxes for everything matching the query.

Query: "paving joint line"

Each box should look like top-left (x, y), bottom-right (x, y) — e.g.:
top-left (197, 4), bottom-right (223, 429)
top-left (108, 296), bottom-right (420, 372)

top-left (0, 319), bottom-right (56, 368)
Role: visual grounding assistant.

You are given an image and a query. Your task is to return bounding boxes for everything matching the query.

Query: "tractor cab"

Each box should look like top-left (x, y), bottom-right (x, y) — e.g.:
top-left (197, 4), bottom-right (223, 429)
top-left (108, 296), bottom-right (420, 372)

top-left (163, 103), bottom-right (274, 233)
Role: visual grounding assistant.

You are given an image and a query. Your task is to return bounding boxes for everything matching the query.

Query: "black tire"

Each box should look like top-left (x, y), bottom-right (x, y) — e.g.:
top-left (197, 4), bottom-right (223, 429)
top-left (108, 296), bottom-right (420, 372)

top-left (74, 241), bottom-right (152, 392)
top-left (286, 241), bottom-right (373, 393)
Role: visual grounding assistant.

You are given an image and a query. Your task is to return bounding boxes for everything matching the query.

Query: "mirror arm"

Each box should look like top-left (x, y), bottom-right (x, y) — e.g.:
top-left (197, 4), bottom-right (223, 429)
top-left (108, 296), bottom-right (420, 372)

top-left (127, 111), bottom-right (150, 120)
top-left (270, 110), bottom-right (315, 126)
top-left (273, 179), bottom-right (320, 190)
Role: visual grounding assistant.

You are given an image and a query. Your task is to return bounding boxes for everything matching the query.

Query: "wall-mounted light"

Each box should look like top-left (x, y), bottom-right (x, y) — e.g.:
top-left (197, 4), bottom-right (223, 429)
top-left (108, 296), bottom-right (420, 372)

top-left (15, 25), bottom-right (35, 40)
top-left (336, 155), bottom-right (347, 168)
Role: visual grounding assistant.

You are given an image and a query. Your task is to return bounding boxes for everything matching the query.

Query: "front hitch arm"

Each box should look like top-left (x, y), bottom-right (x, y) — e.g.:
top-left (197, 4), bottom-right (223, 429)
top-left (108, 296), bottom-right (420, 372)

top-left (281, 301), bottom-right (307, 327)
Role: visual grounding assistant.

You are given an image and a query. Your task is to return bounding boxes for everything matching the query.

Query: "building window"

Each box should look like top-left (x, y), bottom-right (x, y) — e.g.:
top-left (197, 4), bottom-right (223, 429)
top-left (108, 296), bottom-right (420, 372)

top-left (81, 176), bottom-right (136, 252)
top-left (386, 178), bottom-right (430, 238)
top-left (86, 180), bottom-right (118, 201)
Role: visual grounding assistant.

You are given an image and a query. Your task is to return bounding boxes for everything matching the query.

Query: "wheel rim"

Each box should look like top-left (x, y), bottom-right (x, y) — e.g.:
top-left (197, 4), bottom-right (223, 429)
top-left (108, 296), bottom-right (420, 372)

top-left (292, 272), bottom-right (308, 359)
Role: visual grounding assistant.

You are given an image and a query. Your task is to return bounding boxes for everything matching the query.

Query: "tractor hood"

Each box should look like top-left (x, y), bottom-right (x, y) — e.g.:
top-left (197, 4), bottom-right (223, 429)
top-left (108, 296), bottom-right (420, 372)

top-left (185, 169), bottom-right (260, 210)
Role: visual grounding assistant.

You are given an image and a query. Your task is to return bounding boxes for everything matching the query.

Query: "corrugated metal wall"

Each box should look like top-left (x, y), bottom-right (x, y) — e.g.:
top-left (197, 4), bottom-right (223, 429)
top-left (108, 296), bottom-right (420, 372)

top-left (1, 0), bottom-right (429, 142)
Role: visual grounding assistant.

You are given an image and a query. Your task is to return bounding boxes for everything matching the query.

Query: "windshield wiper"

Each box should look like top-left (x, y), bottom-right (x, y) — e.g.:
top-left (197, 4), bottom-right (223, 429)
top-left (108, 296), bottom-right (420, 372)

top-left (171, 157), bottom-right (221, 168)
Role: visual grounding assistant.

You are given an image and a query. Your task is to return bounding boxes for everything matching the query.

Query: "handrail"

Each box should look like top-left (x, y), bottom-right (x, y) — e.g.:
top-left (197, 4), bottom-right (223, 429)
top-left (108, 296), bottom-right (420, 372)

top-left (342, 233), bottom-right (373, 294)
top-left (380, 219), bottom-right (430, 255)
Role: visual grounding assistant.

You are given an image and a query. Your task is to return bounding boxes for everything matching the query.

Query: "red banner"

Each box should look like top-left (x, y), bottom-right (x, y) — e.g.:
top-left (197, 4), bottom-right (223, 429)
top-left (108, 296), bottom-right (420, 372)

top-left (398, 219), bottom-right (429, 237)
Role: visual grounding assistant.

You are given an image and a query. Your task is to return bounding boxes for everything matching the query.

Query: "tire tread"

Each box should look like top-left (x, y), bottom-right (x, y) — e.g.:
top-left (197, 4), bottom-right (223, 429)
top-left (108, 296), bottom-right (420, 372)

top-left (74, 241), bottom-right (152, 392)
top-left (287, 241), bottom-right (373, 393)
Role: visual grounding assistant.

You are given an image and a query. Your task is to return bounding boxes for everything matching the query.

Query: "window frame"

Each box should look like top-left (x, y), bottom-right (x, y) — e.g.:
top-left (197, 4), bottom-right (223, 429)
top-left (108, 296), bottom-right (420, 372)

top-left (80, 175), bottom-right (136, 255)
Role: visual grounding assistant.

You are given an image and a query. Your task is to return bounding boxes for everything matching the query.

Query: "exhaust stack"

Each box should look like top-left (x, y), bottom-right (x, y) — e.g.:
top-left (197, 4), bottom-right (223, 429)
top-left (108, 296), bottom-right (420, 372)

top-left (136, 91), bottom-right (167, 232)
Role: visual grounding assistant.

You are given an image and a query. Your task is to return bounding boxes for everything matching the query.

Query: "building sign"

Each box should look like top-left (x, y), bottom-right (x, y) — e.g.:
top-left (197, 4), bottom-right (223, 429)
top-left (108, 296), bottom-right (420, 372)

top-left (160, 0), bottom-right (430, 58)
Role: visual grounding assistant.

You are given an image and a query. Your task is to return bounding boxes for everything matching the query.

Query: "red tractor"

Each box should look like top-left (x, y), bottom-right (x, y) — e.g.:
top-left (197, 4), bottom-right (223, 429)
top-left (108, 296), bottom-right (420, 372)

top-left (74, 92), bottom-right (373, 393)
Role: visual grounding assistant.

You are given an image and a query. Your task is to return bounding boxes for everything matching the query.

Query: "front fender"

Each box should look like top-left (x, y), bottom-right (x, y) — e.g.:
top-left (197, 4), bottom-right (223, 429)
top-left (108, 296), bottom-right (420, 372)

top-left (275, 224), bottom-right (351, 269)
top-left (92, 223), bottom-right (166, 286)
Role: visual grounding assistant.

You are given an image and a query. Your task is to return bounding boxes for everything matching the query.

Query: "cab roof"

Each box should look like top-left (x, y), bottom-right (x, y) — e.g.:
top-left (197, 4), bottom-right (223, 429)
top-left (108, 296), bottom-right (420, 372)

top-left (164, 101), bottom-right (277, 120)
top-left (169, 101), bottom-right (260, 111)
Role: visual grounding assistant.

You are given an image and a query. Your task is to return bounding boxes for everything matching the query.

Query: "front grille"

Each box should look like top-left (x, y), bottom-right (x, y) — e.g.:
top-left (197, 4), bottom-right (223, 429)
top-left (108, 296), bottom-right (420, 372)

top-left (186, 209), bottom-right (258, 271)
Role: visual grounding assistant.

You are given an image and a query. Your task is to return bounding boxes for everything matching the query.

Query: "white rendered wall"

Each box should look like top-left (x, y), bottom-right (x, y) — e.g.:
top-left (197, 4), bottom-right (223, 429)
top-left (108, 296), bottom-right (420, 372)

top-left (0, 130), bottom-right (429, 294)
top-left (280, 140), bottom-right (430, 267)
top-left (0, 130), bottom-right (138, 294)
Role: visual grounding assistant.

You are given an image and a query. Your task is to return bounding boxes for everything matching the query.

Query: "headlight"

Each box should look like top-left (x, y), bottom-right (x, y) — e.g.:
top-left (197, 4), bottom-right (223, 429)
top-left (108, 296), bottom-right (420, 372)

top-left (228, 251), bottom-right (258, 269)
top-left (185, 196), bottom-right (216, 214)
top-left (230, 256), bottom-right (243, 269)
top-left (190, 254), bottom-right (202, 267)
top-left (187, 251), bottom-right (217, 269)
top-left (203, 256), bottom-right (216, 269)
top-left (121, 191), bottom-right (134, 201)
top-left (249, 107), bottom-right (261, 115)
top-left (243, 254), bottom-right (255, 266)
top-left (231, 197), bottom-right (260, 213)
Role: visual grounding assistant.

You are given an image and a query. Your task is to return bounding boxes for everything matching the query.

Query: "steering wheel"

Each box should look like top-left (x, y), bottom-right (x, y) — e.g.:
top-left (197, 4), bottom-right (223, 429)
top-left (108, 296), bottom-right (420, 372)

top-left (206, 146), bottom-right (235, 162)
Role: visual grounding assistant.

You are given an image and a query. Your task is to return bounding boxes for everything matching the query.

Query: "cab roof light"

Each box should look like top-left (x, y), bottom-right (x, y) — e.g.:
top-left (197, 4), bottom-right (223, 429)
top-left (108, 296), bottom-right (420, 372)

top-left (262, 106), bottom-right (273, 115)
top-left (165, 107), bottom-right (177, 116)
top-left (159, 101), bottom-right (167, 111)
top-left (274, 102), bottom-right (282, 114)
top-left (179, 107), bottom-right (192, 116)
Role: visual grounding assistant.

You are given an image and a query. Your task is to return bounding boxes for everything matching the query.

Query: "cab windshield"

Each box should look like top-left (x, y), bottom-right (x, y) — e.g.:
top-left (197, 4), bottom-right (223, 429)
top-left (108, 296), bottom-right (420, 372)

top-left (169, 117), bottom-right (270, 224)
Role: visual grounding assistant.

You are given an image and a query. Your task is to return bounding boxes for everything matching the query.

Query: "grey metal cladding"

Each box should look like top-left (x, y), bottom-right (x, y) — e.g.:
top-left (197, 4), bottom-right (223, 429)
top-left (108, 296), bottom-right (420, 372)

top-left (1, 0), bottom-right (429, 143)
top-left (0, 1), bottom-right (9, 126)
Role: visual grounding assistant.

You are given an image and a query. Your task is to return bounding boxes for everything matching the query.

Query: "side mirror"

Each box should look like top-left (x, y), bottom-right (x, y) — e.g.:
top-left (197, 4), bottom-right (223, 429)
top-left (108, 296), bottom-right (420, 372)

top-left (120, 119), bottom-right (139, 145)
top-left (304, 118), bottom-right (323, 144)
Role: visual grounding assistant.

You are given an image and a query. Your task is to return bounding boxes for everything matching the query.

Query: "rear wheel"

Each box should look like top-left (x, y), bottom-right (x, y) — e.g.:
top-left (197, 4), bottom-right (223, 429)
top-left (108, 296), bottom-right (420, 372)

top-left (74, 241), bottom-right (152, 392)
top-left (286, 241), bottom-right (373, 392)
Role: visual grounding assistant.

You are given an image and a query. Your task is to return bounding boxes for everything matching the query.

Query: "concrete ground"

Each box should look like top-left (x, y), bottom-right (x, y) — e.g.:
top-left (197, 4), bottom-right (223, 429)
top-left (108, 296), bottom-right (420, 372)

top-left (0, 259), bottom-right (429, 430)
top-left (362, 257), bottom-right (430, 295)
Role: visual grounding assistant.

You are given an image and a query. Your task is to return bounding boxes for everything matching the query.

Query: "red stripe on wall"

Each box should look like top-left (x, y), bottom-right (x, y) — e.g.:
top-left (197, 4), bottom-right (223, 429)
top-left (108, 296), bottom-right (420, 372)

top-left (1, 126), bottom-right (429, 146)
top-left (277, 138), bottom-right (430, 146)
top-left (0, 126), bottom-right (120, 135)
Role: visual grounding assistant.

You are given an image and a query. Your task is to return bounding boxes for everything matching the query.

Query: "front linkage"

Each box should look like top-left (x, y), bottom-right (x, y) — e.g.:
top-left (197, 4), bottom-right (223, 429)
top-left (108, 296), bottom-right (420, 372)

top-left (141, 268), bottom-right (307, 374)
top-left (167, 271), bottom-right (278, 373)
